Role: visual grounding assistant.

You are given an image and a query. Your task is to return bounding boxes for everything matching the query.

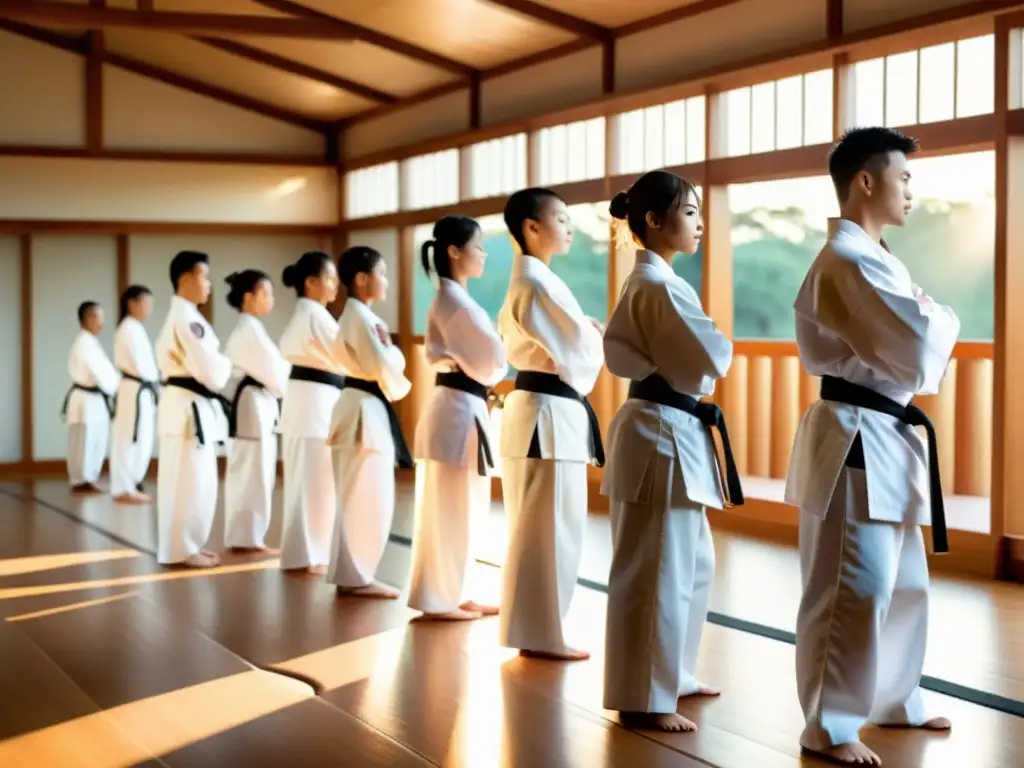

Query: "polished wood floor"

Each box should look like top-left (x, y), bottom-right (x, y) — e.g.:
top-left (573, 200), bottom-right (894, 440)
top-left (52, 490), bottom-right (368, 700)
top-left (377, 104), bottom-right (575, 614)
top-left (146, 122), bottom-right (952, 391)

top-left (0, 477), bottom-right (1021, 767)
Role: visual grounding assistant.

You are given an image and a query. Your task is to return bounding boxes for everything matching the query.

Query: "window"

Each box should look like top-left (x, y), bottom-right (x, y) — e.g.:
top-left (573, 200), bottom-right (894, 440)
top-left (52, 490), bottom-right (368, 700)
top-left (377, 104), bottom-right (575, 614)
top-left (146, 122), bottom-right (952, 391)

top-left (722, 69), bottom-right (833, 158)
top-left (851, 34), bottom-right (994, 128)
top-left (344, 162), bottom-right (398, 219)
top-left (412, 203), bottom-right (611, 335)
top-left (614, 95), bottom-right (706, 175)
top-left (533, 118), bottom-right (605, 186)
top-left (729, 152), bottom-right (994, 340)
top-left (465, 134), bottom-right (527, 200)
top-left (400, 149), bottom-right (460, 211)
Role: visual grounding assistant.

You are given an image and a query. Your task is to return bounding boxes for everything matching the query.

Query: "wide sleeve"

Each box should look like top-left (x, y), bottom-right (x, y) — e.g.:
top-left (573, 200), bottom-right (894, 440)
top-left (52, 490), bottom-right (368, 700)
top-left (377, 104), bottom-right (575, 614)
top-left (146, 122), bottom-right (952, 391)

top-left (513, 280), bottom-right (604, 395)
top-left (650, 281), bottom-right (732, 389)
top-left (176, 319), bottom-right (233, 393)
top-left (442, 307), bottom-right (508, 388)
top-left (242, 324), bottom-right (291, 398)
top-left (345, 315), bottom-right (411, 402)
top-left (816, 257), bottom-right (961, 395)
top-left (86, 338), bottom-right (121, 396)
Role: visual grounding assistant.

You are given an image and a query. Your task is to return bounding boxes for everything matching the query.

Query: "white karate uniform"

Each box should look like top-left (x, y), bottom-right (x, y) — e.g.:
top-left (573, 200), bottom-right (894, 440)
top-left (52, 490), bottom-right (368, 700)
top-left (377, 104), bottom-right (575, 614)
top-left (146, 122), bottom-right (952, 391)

top-left (785, 218), bottom-right (961, 750)
top-left (154, 296), bottom-right (233, 565)
top-left (109, 317), bottom-right (159, 496)
top-left (223, 314), bottom-right (291, 549)
top-left (601, 250), bottom-right (733, 713)
top-left (65, 330), bottom-right (119, 486)
top-left (407, 278), bottom-right (508, 614)
top-left (325, 298), bottom-right (411, 589)
top-left (278, 298), bottom-right (345, 570)
top-left (496, 253), bottom-right (604, 654)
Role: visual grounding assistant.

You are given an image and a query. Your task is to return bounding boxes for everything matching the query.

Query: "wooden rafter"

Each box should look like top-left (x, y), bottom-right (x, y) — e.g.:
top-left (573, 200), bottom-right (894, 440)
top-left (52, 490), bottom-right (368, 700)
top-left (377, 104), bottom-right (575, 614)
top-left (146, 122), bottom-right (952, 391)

top-left (0, 0), bottom-right (359, 40)
top-left (479, 0), bottom-right (610, 41)
top-left (194, 37), bottom-right (398, 105)
top-left (0, 19), bottom-right (327, 132)
top-left (252, 0), bottom-right (476, 78)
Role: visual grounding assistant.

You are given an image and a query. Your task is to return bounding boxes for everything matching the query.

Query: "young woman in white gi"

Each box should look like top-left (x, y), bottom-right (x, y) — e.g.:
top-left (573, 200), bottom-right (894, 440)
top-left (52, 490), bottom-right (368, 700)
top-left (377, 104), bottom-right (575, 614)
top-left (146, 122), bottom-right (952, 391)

top-left (407, 215), bottom-right (508, 621)
top-left (222, 270), bottom-right (291, 552)
top-left (278, 250), bottom-right (343, 575)
top-left (155, 250), bottom-right (233, 569)
top-left (496, 187), bottom-right (605, 661)
top-left (326, 246), bottom-right (411, 599)
top-left (786, 127), bottom-right (957, 766)
top-left (65, 301), bottom-right (120, 493)
top-left (602, 171), bottom-right (741, 732)
top-left (109, 285), bottom-right (158, 504)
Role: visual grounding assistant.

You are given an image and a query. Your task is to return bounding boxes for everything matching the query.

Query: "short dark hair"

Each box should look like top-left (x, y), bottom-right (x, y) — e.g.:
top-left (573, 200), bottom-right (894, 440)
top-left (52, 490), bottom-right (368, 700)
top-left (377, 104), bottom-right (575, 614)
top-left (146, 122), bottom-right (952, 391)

top-left (77, 301), bottom-right (98, 325)
top-left (422, 215), bottom-right (480, 281)
top-left (119, 284), bottom-right (151, 322)
top-left (169, 250), bottom-right (209, 290)
top-left (610, 170), bottom-right (700, 245)
top-left (828, 127), bottom-right (919, 202)
top-left (503, 187), bottom-right (564, 255)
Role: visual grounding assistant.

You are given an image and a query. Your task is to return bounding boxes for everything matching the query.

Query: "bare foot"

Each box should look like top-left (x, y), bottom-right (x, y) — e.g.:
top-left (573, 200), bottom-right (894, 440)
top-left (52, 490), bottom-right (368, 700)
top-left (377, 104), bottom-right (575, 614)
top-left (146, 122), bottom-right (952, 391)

top-left (182, 552), bottom-right (220, 568)
top-left (337, 582), bottom-right (400, 599)
top-left (801, 741), bottom-right (881, 766)
top-left (113, 492), bottom-right (151, 505)
top-left (413, 609), bottom-right (482, 621)
top-left (460, 600), bottom-right (499, 616)
top-left (305, 565), bottom-right (327, 576)
top-left (681, 683), bottom-right (721, 698)
top-left (519, 648), bottom-right (590, 661)
top-left (621, 712), bottom-right (697, 732)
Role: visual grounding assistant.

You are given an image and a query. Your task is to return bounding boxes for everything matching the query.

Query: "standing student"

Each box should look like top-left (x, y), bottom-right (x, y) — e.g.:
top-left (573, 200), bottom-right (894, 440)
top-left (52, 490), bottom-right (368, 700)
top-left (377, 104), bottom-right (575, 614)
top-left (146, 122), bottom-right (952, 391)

top-left (278, 250), bottom-right (343, 575)
top-left (496, 187), bottom-right (605, 661)
top-left (65, 301), bottom-right (119, 493)
top-left (326, 246), bottom-right (411, 599)
top-left (786, 127), bottom-right (957, 766)
top-left (222, 270), bottom-right (291, 552)
top-left (109, 285), bottom-right (159, 504)
top-left (154, 250), bottom-right (233, 568)
top-left (407, 216), bottom-right (508, 620)
top-left (602, 171), bottom-right (742, 732)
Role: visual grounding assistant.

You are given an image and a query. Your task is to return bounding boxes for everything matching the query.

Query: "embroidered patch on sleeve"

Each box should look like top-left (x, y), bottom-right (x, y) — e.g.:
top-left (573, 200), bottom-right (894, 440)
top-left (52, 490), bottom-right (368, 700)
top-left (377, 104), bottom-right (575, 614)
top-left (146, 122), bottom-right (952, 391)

top-left (375, 324), bottom-right (390, 346)
top-left (189, 322), bottom-right (205, 339)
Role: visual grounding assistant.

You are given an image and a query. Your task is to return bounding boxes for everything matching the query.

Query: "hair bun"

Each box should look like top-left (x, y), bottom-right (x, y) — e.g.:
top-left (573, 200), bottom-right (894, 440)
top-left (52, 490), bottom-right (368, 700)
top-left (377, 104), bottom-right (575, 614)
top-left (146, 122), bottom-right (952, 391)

top-left (281, 264), bottom-right (297, 288)
top-left (609, 192), bottom-right (630, 220)
top-left (224, 271), bottom-right (239, 285)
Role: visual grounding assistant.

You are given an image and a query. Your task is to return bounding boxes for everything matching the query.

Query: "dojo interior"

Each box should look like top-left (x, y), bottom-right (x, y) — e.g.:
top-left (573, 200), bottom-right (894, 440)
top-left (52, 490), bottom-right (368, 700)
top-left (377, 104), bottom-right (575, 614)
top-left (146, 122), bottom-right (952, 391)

top-left (1, 0), bottom-right (1023, 765)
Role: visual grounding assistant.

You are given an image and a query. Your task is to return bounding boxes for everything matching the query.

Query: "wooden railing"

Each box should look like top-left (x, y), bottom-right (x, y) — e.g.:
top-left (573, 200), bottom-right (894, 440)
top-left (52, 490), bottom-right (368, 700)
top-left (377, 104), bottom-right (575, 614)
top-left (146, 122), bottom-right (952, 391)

top-left (400, 339), bottom-right (994, 499)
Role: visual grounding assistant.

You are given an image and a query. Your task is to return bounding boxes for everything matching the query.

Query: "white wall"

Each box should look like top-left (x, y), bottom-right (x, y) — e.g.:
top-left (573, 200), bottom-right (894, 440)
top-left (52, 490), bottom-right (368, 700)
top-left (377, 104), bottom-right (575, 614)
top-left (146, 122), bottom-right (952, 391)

top-left (0, 238), bottom-right (22, 462)
top-left (32, 236), bottom-right (118, 461)
top-left (346, 229), bottom-right (400, 330)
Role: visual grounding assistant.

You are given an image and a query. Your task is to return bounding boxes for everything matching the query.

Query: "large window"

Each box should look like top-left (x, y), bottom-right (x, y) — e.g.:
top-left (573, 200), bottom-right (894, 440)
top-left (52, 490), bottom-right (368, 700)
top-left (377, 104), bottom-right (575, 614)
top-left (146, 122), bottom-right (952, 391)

top-left (412, 202), bottom-right (611, 335)
top-left (401, 149), bottom-right (460, 211)
top-left (614, 95), bottom-right (706, 175)
top-left (721, 69), bottom-right (833, 158)
top-left (851, 34), bottom-right (994, 128)
top-left (532, 118), bottom-right (605, 186)
top-left (729, 151), bottom-right (994, 340)
top-left (465, 134), bottom-right (527, 200)
top-left (344, 162), bottom-right (399, 219)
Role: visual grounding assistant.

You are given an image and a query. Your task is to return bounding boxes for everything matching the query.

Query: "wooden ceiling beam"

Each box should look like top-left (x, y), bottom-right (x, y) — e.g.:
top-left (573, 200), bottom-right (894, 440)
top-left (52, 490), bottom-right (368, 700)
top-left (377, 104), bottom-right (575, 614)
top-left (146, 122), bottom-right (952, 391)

top-left (0, 19), bottom-right (327, 132)
top-left (0, 0), bottom-right (359, 40)
top-left (252, 0), bottom-right (476, 78)
top-left (614, 0), bottom-right (747, 37)
top-left (479, 0), bottom-right (611, 41)
top-left (194, 37), bottom-right (398, 104)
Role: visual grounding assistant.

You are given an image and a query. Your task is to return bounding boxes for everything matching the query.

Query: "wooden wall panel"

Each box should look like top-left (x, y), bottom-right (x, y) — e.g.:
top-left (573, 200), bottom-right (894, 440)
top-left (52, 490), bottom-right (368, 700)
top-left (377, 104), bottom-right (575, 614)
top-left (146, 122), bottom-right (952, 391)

top-left (0, 31), bottom-right (84, 147)
top-left (0, 238), bottom-right (23, 462)
top-left (103, 66), bottom-right (324, 157)
top-left (344, 90), bottom-right (471, 160)
top-left (31, 235), bottom-right (118, 461)
top-left (345, 228), bottom-right (401, 330)
top-left (843, 0), bottom-right (983, 35)
top-left (0, 157), bottom-right (338, 225)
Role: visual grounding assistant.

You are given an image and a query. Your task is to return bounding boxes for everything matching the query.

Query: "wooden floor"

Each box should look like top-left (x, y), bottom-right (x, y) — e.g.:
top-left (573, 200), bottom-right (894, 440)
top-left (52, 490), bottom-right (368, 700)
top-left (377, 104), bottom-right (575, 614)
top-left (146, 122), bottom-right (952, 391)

top-left (0, 478), bottom-right (1021, 767)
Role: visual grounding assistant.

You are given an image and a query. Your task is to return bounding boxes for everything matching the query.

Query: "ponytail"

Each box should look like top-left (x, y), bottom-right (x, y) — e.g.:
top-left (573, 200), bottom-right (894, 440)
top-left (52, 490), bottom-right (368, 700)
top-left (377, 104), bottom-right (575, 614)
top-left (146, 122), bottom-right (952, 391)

top-left (422, 215), bottom-right (480, 281)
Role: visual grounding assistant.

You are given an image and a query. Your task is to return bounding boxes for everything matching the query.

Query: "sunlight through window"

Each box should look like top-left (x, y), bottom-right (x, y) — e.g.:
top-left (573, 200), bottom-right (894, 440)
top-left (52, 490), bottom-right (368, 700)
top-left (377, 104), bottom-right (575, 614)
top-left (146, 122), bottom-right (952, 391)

top-left (723, 70), bottom-right (832, 157)
top-left (534, 118), bottom-right (605, 186)
top-left (466, 134), bottom-right (527, 201)
top-left (344, 162), bottom-right (399, 220)
top-left (401, 149), bottom-right (459, 211)
top-left (613, 95), bottom-right (706, 174)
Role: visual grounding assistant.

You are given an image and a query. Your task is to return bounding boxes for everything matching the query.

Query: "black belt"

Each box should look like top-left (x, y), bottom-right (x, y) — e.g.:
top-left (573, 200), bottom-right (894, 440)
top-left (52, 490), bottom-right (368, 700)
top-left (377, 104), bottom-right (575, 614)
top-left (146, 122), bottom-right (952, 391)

top-left (166, 376), bottom-right (230, 447)
top-left (289, 364), bottom-right (344, 390)
top-left (118, 371), bottom-right (158, 443)
top-left (628, 373), bottom-right (744, 507)
top-left (435, 371), bottom-right (495, 476)
top-left (342, 377), bottom-right (413, 469)
top-left (514, 370), bottom-right (605, 467)
top-left (61, 383), bottom-right (113, 419)
top-left (228, 375), bottom-right (271, 438)
top-left (820, 375), bottom-right (947, 554)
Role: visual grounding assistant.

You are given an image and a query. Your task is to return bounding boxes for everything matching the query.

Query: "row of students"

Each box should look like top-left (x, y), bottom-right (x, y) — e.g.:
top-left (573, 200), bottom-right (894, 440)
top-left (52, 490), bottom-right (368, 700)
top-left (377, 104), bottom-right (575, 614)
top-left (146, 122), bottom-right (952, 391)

top-left (62, 123), bottom-right (954, 766)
